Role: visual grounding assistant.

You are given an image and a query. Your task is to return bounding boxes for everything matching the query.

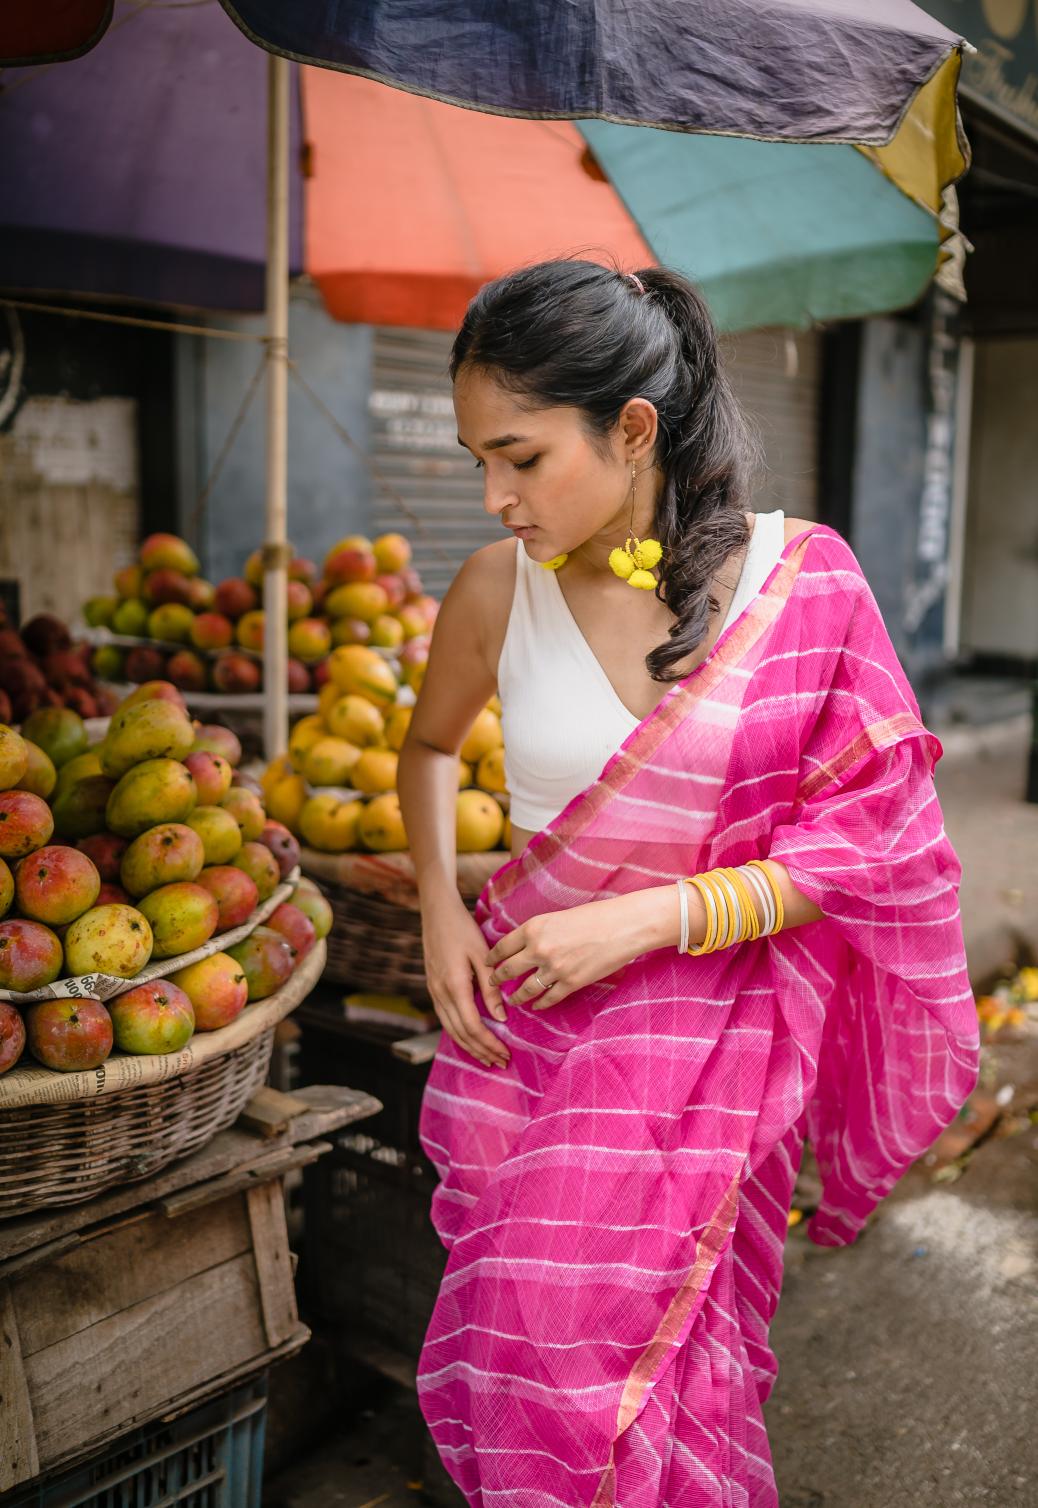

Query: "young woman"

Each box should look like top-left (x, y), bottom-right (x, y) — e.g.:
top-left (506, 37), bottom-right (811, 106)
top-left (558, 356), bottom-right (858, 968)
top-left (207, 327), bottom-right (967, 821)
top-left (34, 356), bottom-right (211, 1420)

top-left (396, 260), bottom-right (978, 1507)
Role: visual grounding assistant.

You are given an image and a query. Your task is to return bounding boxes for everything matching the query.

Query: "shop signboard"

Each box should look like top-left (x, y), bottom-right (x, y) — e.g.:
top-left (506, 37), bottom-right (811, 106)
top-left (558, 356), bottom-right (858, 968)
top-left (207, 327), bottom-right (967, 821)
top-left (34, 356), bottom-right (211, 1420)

top-left (924, 1), bottom-right (1038, 141)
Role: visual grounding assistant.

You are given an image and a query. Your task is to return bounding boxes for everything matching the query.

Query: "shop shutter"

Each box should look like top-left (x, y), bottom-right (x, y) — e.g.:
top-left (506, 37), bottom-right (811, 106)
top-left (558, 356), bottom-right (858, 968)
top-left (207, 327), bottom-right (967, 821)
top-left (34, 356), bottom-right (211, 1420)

top-left (370, 326), bottom-right (821, 598)
top-left (370, 328), bottom-right (494, 599)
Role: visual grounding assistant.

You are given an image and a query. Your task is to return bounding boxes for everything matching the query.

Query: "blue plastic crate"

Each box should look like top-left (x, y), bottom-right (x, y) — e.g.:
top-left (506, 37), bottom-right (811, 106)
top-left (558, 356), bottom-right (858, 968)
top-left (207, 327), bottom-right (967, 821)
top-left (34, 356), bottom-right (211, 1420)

top-left (1, 1376), bottom-right (267, 1508)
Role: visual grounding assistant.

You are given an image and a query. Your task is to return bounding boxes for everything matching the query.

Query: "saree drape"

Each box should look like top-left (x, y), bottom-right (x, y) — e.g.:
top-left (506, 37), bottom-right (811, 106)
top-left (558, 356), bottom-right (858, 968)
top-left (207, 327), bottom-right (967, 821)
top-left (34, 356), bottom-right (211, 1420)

top-left (416, 524), bottom-right (979, 1507)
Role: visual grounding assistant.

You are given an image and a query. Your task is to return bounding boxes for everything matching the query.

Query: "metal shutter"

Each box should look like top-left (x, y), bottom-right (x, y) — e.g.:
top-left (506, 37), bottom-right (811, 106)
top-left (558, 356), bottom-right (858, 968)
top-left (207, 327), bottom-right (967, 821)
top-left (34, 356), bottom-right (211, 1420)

top-left (369, 326), bottom-right (821, 598)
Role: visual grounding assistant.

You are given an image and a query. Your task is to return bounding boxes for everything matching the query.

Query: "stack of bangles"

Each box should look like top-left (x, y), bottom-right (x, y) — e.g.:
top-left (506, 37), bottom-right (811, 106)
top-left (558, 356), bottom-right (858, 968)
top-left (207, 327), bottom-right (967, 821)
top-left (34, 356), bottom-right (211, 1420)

top-left (675, 860), bottom-right (785, 955)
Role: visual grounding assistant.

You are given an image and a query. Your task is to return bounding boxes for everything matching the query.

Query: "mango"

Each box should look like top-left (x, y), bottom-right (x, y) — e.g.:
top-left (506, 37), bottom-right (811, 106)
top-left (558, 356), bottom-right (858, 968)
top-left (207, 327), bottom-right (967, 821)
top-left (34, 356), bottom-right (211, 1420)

top-left (287, 618), bottom-right (332, 664)
top-left (0, 919), bottom-right (64, 992)
top-left (325, 582), bottom-right (389, 623)
top-left (75, 833), bottom-right (127, 883)
top-left (139, 532), bottom-right (200, 576)
top-left (357, 793), bottom-right (408, 852)
top-left (460, 708), bottom-right (503, 764)
top-left (168, 951), bottom-right (247, 1031)
top-left (101, 699), bottom-right (195, 779)
top-left (182, 750), bottom-right (232, 806)
top-left (351, 749), bottom-right (398, 795)
top-left (112, 597), bottom-right (149, 636)
top-left (291, 877), bottom-right (333, 940)
top-left (383, 706), bottom-right (413, 753)
top-left (138, 881), bottom-right (219, 959)
top-left (476, 745), bottom-right (508, 793)
top-left (0, 726), bottom-right (29, 790)
top-left (265, 773), bottom-right (308, 830)
top-left (0, 1001), bottom-right (25, 1074)
top-left (226, 925), bottom-right (294, 1001)
top-left (16, 844), bottom-right (101, 925)
top-left (21, 707), bottom-right (88, 770)
top-left (120, 823), bottom-right (205, 898)
top-left (232, 842), bottom-right (280, 901)
top-left (327, 645), bottom-right (399, 709)
top-left (288, 715), bottom-right (326, 773)
top-left (118, 680), bottom-right (187, 714)
top-left (267, 901), bottom-right (316, 961)
top-left (0, 791), bottom-right (54, 858)
top-left (16, 741), bottom-right (57, 799)
top-left (109, 980), bottom-right (195, 1054)
top-left (304, 737), bottom-right (362, 788)
top-left (27, 998), bottom-right (113, 1071)
top-left (106, 758), bottom-right (198, 838)
top-left (191, 724), bottom-right (242, 768)
top-left (83, 594), bottom-right (118, 628)
top-left (146, 602), bottom-right (195, 643)
top-left (0, 857), bottom-right (12, 919)
top-left (220, 787), bottom-right (265, 842)
top-left (259, 819), bottom-right (300, 879)
top-left (197, 865), bottom-right (259, 930)
top-left (64, 903), bottom-right (153, 978)
top-left (298, 794), bottom-right (363, 852)
top-left (370, 613), bottom-right (405, 649)
top-left (54, 751), bottom-right (103, 798)
top-left (456, 789), bottom-right (504, 852)
top-left (51, 774), bottom-right (115, 841)
top-left (325, 694), bottom-right (385, 747)
top-left (186, 806), bottom-right (243, 866)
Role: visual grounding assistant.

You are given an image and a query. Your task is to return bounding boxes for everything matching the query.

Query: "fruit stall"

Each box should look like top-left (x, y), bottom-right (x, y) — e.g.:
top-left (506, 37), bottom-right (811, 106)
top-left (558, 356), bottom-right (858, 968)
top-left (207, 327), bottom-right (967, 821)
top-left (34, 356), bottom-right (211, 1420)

top-left (0, 669), bottom-right (384, 1503)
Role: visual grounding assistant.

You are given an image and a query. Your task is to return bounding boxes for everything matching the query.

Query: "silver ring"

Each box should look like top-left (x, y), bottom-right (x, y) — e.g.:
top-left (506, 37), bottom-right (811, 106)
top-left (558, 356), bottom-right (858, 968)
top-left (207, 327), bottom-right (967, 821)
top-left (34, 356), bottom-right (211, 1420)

top-left (534, 973), bottom-right (551, 992)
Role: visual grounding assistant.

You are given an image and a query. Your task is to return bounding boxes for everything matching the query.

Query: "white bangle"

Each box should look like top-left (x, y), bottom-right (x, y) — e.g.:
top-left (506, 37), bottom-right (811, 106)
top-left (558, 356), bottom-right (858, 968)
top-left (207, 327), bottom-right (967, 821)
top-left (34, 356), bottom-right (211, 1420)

top-left (676, 878), bottom-right (689, 955)
top-left (741, 864), bottom-right (775, 936)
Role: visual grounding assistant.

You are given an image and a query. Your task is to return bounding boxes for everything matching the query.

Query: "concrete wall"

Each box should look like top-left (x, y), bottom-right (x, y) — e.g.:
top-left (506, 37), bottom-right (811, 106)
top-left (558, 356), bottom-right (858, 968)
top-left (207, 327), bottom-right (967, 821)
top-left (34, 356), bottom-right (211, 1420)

top-left (961, 338), bottom-right (1038, 660)
top-left (177, 286), bottom-right (374, 584)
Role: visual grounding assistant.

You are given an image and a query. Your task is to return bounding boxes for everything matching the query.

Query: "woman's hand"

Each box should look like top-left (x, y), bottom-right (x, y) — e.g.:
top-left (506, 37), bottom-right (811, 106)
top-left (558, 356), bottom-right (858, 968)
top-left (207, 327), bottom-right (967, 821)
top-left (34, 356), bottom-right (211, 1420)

top-left (488, 895), bottom-right (651, 1010)
top-left (422, 892), bottom-right (509, 1067)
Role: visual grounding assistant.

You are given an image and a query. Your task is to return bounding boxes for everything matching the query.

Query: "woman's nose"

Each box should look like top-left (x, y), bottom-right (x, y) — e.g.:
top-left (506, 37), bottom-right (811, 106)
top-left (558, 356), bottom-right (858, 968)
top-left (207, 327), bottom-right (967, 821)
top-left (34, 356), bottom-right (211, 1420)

top-left (483, 477), bottom-right (519, 518)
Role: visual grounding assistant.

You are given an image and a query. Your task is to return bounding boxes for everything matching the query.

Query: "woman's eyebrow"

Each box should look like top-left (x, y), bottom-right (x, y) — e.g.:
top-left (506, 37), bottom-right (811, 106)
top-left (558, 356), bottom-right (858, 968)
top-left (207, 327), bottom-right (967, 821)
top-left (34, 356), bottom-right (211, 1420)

top-left (457, 433), bottom-right (529, 451)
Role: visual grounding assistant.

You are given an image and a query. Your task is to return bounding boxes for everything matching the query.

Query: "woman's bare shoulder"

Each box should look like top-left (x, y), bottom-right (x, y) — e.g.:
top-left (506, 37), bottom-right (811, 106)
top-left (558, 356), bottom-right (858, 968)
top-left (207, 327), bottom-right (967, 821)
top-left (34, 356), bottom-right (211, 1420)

top-left (783, 515), bottom-right (816, 543)
top-left (441, 537), bottom-right (516, 669)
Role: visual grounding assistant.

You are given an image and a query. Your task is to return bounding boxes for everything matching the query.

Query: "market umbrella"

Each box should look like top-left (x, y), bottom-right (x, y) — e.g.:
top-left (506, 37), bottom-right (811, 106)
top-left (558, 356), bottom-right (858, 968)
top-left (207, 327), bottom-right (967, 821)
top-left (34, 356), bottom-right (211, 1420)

top-left (0, 0), bottom-right (972, 757)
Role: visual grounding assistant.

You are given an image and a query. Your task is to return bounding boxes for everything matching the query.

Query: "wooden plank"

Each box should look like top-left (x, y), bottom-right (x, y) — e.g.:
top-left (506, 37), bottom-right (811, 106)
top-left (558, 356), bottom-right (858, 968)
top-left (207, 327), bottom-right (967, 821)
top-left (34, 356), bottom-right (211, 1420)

top-left (245, 1180), bottom-right (299, 1349)
top-left (236, 1085), bottom-right (312, 1139)
top-left (0, 1084), bottom-right (382, 1266)
top-left (12, 1199), bottom-right (251, 1358)
top-left (391, 1029), bottom-right (442, 1065)
top-left (0, 1280), bottom-right (39, 1491)
top-left (25, 1252), bottom-right (268, 1467)
top-left (157, 1142), bottom-right (328, 1219)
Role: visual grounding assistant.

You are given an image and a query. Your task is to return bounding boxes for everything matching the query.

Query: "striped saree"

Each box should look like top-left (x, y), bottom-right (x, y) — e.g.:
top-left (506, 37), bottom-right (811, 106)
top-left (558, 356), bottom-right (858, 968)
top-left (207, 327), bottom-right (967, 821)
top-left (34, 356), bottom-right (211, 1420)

top-left (417, 524), bottom-right (979, 1506)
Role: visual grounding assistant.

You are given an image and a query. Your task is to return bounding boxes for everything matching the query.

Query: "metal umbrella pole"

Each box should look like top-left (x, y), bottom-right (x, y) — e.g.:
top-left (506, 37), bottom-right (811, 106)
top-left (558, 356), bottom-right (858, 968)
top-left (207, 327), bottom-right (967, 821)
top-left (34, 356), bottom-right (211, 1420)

top-left (262, 50), bottom-right (290, 762)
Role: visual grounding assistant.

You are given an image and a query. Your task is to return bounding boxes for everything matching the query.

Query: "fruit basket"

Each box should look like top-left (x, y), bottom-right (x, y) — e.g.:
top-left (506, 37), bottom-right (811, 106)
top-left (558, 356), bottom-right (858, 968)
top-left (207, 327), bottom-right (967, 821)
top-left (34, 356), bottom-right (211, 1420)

top-left (299, 849), bottom-right (507, 997)
top-left (0, 937), bottom-right (325, 1219)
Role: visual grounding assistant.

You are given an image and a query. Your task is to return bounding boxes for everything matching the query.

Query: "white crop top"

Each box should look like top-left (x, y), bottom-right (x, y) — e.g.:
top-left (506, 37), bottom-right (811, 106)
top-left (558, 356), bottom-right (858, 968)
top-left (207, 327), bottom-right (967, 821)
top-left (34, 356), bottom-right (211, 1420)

top-left (498, 510), bottom-right (786, 833)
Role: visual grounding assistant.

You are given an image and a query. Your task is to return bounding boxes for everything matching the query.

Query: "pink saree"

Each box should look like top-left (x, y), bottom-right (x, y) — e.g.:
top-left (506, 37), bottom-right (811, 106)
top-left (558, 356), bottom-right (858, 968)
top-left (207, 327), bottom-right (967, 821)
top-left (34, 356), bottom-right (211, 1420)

top-left (416, 524), bottom-right (979, 1506)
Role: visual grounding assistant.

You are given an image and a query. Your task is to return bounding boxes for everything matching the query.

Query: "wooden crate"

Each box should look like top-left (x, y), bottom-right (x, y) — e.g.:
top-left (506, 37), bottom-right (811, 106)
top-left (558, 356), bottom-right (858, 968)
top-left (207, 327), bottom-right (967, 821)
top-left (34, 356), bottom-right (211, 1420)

top-left (0, 1084), bottom-right (380, 1495)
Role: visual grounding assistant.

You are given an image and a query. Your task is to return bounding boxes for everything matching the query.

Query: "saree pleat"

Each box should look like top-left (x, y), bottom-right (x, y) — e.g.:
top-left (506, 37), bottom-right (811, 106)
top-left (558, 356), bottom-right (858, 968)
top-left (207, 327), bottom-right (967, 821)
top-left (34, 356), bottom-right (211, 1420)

top-left (417, 526), bottom-right (979, 1505)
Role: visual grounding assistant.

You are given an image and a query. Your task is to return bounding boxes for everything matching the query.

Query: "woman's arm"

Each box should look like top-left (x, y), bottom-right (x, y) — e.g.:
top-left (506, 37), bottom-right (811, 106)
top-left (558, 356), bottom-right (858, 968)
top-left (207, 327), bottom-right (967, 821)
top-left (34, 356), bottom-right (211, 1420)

top-left (488, 860), bottom-right (823, 1009)
top-left (397, 544), bottom-right (513, 1065)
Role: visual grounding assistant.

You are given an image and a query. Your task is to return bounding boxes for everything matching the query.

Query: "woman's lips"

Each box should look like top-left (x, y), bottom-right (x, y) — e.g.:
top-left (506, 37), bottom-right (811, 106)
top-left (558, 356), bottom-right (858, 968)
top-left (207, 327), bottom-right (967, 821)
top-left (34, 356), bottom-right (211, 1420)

top-left (508, 525), bottom-right (538, 538)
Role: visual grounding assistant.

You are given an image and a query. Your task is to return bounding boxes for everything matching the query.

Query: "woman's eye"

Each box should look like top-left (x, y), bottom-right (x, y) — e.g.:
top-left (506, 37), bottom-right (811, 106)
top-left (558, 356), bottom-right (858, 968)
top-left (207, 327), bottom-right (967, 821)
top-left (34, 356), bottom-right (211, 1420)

top-left (513, 456), bottom-right (539, 471)
top-left (472, 458), bottom-right (485, 470)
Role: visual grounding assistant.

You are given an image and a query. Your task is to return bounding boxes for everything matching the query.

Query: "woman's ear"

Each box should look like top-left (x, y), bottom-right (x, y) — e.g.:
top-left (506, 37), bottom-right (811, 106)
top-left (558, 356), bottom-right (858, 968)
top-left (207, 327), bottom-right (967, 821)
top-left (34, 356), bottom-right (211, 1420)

top-left (618, 397), bottom-right (659, 462)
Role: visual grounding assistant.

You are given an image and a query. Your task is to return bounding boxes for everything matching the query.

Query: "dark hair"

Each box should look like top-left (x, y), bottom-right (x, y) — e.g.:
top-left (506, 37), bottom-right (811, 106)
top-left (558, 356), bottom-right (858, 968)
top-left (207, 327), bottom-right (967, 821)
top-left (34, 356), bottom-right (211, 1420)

top-left (450, 259), bottom-right (756, 681)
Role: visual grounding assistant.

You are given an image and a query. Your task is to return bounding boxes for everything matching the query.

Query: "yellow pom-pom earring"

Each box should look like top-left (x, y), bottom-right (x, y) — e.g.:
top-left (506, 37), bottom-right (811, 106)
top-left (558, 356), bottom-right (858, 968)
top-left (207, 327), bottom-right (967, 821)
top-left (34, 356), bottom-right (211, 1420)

top-left (608, 461), bottom-right (664, 590)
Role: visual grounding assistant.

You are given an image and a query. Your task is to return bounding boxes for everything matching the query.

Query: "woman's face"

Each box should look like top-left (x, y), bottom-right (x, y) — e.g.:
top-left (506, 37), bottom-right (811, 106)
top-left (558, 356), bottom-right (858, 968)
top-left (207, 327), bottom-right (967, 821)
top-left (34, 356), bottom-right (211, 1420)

top-left (453, 366), bottom-right (654, 563)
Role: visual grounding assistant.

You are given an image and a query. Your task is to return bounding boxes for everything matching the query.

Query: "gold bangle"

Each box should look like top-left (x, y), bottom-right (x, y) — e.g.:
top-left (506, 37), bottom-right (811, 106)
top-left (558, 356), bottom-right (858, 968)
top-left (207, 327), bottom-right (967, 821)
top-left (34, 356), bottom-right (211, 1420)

top-left (731, 867), bottom-right (762, 941)
top-left (685, 873), bottom-right (718, 955)
top-left (746, 859), bottom-right (784, 934)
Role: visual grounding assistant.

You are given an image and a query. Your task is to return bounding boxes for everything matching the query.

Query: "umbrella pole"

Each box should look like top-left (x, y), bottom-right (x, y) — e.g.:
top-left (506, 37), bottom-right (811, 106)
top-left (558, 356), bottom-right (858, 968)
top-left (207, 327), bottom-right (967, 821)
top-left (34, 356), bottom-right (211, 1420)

top-left (263, 52), bottom-right (290, 761)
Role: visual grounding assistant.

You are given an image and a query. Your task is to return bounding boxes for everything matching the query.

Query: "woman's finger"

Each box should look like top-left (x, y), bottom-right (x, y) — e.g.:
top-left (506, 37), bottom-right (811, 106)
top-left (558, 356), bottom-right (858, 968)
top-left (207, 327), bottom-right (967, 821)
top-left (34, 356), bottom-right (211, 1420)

top-left (444, 976), bottom-right (509, 1066)
top-left (490, 946), bottom-right (538, 986)
top-left (473, 954), bottom-right (507, 1023)
top-left (487, 925), bottom-right (526, 968)
top-left (531, 980), bottom-right (572, 1011)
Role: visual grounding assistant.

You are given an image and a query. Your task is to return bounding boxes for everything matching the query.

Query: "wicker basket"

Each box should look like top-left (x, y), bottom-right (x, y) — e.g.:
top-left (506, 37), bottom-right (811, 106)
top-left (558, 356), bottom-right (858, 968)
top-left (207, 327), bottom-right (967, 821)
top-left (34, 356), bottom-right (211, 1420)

top-left (299, 850), bottom-right (507, 998)
top-left (0, 940), bottom-right (325, 1220)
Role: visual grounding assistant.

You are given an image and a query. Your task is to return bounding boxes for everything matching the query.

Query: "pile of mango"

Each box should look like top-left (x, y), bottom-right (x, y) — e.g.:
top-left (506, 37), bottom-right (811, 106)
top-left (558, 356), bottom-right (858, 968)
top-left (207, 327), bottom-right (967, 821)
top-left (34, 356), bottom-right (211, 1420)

top-left (83, 533), bottom-right (332, 696)
top-left (316, 530), bottom-right (438, 658)
top-left (0, 609), bottom-right (117, 724)
top-left (0, 684), bottom-right (332, 1078)
top-left (263, 644), bottom-right (509, 855)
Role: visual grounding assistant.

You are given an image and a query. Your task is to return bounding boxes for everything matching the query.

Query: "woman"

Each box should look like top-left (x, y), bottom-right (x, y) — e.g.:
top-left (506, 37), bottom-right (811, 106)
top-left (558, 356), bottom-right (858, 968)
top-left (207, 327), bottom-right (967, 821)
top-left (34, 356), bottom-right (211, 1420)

top-left (396, 260), bottom-right (978, 1506)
